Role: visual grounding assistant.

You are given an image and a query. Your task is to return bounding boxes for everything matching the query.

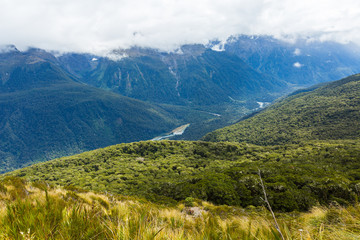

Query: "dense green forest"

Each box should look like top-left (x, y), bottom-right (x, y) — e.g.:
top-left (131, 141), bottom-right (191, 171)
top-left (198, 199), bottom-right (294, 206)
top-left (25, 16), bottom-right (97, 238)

top-left (7, 140), bottom-right (360, 212)
top-left (0, 79), bottom-right (185, 173)
top-left (203, 74), bottom-right (360, 145)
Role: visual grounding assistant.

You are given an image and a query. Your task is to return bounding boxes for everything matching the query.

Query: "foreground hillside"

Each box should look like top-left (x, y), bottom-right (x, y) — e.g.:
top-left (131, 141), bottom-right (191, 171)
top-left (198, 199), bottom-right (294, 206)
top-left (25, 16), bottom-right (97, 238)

top-left (9, 140), bottom-right (360, 212)
top-left (1, 177), bottom-right (360, 239)
top-left (203, 74), bottom-right (360, 145)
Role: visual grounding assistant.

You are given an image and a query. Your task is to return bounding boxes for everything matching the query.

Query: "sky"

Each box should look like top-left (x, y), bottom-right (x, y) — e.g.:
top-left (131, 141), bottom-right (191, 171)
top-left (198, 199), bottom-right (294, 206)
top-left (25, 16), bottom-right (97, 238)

top-left (1, 0), bottom-right (360, 55)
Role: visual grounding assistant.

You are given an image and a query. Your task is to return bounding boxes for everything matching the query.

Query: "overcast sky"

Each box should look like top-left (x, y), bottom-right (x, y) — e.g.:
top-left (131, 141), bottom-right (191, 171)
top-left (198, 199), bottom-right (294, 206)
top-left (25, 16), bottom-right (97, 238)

top-left (1, 0), bottom-right (360, 55)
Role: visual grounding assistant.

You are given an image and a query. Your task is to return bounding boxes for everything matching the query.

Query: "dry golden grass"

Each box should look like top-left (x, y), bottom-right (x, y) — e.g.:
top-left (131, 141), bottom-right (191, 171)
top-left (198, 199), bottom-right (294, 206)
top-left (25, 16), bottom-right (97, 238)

top-left (0, 178), bottom-right (359, 239)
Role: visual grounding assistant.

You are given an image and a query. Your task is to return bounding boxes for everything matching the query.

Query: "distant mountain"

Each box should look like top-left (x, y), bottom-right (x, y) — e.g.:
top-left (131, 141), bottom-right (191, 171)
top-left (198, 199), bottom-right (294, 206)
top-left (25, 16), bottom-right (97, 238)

top-left (203, 74), bottom-right (360, 145)
top-left (58, 45), bottom-right (287, 106)
top-left (58, 36), bottom-right (360, 106)
top-left (0, 49), bottom-right (187, 173)
top-left (223, 35), bottom-right (360, 85)
top-left (57, 45), bottom-right (291, 141)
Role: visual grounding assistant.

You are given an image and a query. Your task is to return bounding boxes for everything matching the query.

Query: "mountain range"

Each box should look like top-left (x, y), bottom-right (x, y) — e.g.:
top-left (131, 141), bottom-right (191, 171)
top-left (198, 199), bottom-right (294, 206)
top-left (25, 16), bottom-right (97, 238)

top-left (58, 44), bottom-right (285, 106)
top-left (1, 35), bottom-right (360, 172)
top-left (223, 35), bottom-right (360, 85)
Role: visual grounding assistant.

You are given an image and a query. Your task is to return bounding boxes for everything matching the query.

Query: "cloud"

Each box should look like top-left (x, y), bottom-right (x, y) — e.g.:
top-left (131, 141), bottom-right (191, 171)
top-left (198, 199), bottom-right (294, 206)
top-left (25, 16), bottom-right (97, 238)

top-left (293, 48), bottom-right (301, 56)
top-left (0, 0), bottom-right (360, 55)
top-left (0, 45), bottom-right (18, 53)
top-left (293, 62), bottom-right (303, 68)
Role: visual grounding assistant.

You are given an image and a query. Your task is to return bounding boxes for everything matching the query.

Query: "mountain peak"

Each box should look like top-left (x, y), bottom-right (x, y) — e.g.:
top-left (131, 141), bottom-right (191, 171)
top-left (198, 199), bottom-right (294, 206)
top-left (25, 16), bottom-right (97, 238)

top-left (0, 44), bottom-right (19, 53)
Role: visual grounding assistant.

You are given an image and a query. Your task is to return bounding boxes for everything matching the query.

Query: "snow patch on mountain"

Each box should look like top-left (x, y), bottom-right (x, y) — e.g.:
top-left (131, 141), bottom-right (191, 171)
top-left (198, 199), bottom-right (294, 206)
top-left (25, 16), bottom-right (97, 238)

top-left (293, 62), bottom-right (303, 68)
top-left (211, 43), bottom-right (225, 52)
top-left (257, 102), bottom-right (270, 109)
top-left (106, 53), bottom-right (128, 61)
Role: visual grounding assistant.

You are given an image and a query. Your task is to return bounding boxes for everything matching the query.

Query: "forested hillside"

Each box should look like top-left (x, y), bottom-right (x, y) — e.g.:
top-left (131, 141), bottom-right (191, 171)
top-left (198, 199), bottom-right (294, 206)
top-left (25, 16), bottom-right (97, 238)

top-left (203, 74), bottom-right (360, 145)
top-left (9, 140), bottom-right (360, 212)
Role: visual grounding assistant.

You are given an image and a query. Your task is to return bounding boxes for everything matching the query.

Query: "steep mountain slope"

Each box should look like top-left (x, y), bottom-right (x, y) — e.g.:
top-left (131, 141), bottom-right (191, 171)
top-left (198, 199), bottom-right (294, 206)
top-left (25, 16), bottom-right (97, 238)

top-left (0, 49), bottom-right (189, 173)
top-left (0, 47), bottom-right (61, 91)
top-left (224, 35), bottom-right (360, 85)
top-left (203, 74), bottom-right (360, 145)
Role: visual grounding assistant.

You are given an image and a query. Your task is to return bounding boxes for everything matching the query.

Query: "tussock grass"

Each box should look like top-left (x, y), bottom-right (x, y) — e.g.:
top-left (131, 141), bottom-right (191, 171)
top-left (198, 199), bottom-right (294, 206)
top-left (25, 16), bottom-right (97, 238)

top-left (0, 177), bottom-right (359, 239)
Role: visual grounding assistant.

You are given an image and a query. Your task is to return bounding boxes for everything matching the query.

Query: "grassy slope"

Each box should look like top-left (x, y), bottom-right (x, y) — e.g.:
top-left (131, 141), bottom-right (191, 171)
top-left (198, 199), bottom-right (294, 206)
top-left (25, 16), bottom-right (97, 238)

top-left (202, 74), bottom-right (360, 145)
top-left (1, 177), bottom-right (360, 240)
top-left (7, 140), bottom-right (360, 212)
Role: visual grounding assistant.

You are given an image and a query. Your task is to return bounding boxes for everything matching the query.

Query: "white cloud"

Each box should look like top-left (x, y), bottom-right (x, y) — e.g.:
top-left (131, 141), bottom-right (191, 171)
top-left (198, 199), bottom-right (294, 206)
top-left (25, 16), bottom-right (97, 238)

top-left (293, 48), bottom-right (301, 56)
top-left (0, 0), bottom-right (360, 54)
top-left (293, 62), bottom-right (303, 68)
top-left (0, 45), bottom-right (18, 53)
